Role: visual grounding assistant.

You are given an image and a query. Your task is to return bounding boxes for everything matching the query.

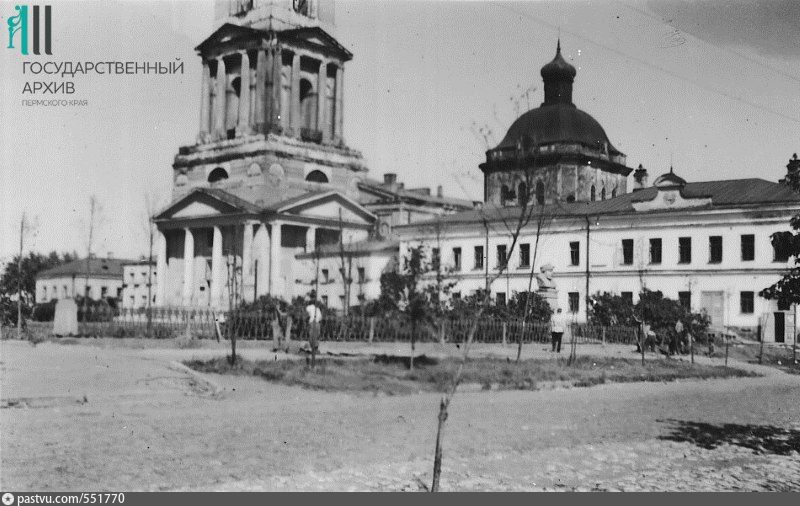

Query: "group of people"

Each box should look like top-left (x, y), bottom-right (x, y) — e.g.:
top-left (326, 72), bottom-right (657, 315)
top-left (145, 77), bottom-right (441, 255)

top-left (636, 317), bottom-right (697, 356)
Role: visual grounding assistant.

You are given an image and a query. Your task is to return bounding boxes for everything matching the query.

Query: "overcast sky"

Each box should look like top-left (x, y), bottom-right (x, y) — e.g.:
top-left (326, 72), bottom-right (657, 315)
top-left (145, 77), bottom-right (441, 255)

top-left (2, 0), bottom-right (799, 261)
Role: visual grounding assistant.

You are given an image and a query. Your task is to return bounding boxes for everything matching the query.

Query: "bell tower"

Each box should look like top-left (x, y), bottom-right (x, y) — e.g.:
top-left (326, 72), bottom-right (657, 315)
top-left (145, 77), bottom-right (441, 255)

top-left (214, 0), bottom-right (336, 33)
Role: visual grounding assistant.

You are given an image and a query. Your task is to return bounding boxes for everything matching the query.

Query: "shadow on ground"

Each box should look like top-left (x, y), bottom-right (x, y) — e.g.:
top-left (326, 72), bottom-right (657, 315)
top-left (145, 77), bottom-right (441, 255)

top-left (658, 419), bottom-right (800, 456)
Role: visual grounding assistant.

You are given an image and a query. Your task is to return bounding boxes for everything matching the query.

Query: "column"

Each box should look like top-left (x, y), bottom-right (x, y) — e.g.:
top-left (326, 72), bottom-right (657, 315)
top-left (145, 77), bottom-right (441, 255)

top-left (272, 47), bottom-right (282, 130)
top-left (254, 49), bottom-right (267, 132)
top-left (237, 51), bottom-right (250, 135)
top-left (289, 52), bottom-right (300, 136)
top-left (156, 230), bottom-right (167, 306)
top-left (214, 56), bottom-right (227, 138)
top-left (242, 222), bottom-right (254, 290)
top-left (316, 59), bottom-right (326, 134)
top-left (269, 221), bottom-right (282, 294)
top-left (334, 64), bottom-right (344, 143)
top-left (198, 60), bottom-right (211, 141)
top-left (182, 228), bottom-right (194, 306)
top-left (306, 226), bottom-right (317, 253)
top-left (255, 222), bottom-right (270, 297)
top-left (210, 225), bottom-right (223, 307)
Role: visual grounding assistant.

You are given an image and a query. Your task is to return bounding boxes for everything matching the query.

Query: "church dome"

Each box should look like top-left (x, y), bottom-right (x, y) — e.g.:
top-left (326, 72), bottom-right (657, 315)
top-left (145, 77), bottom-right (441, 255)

top-left (493, 41), bottom-right (620, 156)
top-left (496, 104), bottom-right (620, 154)
top-left (540, 40), bottom-right (576, 81)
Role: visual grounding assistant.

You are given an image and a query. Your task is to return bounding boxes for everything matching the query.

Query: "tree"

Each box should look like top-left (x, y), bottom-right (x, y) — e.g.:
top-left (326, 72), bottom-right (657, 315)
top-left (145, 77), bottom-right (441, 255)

top-left (81, 196), bottom-right (103, 322)
top-left (0, 251), bottom-right (77, 326)
top-left (761, 154), bottom-right (800, 363)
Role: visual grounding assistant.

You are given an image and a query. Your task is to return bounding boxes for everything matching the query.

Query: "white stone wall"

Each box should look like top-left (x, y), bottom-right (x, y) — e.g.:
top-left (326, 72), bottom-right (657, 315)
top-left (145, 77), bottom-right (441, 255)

top-left (396, 206), bottom-right (797, 342)
top-left (36, 276), bottom-right (123, 303)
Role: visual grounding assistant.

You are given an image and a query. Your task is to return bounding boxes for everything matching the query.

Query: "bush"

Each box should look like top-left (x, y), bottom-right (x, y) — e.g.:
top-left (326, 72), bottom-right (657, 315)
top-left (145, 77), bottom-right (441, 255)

top-left (32, 300), bottom-right (57, 321)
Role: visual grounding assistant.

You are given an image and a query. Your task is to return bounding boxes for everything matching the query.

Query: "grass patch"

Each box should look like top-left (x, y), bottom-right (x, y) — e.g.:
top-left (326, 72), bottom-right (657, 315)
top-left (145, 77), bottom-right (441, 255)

top-left (721, 343), bottom-right (800, 375)
top-left (184, 355), bottom-right (758, 395)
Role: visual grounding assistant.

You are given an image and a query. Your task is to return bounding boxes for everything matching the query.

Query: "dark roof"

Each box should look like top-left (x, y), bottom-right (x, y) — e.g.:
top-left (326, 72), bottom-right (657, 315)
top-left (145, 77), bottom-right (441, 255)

top-left (495, 104), bottom-right (621, 154)
top-left (540, 40), bottom-right (576, 81)
top-left (397, 178), bottom-right (800, 228)
top-left (358, 180), bottom-right (474, 209)
top-left (37, 258), bottom-right (134, 280)
top-left (652, 169), bottom-right (687, 187)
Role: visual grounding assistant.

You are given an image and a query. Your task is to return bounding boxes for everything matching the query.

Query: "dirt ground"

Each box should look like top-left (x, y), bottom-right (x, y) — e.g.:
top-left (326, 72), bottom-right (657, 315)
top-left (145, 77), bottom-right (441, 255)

top-left (1, 339), bottom-right (798, 491)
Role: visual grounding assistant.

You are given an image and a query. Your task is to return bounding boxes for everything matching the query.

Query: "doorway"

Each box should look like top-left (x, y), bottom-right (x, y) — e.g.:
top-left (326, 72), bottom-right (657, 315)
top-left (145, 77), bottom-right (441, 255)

top-left (774, 312), bottom-right (785, 343)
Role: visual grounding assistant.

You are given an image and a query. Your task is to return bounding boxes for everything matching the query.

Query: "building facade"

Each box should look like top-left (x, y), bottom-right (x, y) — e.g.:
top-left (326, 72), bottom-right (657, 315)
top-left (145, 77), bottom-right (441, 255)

top-left (35, 258), bottom-right (133, 304)
top-left (120, 261), bottom-right (158, 310)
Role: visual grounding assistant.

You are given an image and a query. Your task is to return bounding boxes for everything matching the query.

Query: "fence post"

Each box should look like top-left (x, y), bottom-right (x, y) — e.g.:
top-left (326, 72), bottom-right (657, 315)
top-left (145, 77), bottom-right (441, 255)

top-left (502, 321), bottom-right (507, 347)
top-left (439, 320), bottom-right (446, 346)
top-left (601, 326), bottom-right (606, 347)
top-left (368, 317), bottom-right (375, 344)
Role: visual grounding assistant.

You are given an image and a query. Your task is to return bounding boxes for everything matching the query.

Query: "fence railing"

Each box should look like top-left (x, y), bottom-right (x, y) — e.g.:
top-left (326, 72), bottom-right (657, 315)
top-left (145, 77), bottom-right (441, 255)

top-left (24, 306), bottom-right (640, 344)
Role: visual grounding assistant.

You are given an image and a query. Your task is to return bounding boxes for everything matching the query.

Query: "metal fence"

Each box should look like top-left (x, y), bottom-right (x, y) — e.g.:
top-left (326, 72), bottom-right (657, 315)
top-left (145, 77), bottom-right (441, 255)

top-left (25, 306), bottom-right (640, 344)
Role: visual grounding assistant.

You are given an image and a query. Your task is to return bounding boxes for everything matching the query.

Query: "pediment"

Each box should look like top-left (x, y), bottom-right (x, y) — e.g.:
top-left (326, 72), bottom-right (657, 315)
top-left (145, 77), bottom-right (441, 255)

top-left (195, 23), bottom-right (266, 54)
top-left (155, 188), bottom-right (258, 220)
top-left (278, 26), bottom-right (353, 61)
top-left (277, 191), bottom-right (374, 224)
top-left (631, 189), bottom-right (712, 212)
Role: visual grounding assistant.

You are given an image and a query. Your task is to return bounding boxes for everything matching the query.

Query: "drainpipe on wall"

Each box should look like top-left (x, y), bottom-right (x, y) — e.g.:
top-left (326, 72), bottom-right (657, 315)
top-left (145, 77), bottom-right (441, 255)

top-left (585, 215), bottom-right (591, 322)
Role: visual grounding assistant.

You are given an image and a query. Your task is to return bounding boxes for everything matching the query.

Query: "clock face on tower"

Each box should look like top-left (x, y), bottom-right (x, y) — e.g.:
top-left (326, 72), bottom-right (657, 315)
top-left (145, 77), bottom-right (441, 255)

top-left (293, 0), bottom-right (309, 16)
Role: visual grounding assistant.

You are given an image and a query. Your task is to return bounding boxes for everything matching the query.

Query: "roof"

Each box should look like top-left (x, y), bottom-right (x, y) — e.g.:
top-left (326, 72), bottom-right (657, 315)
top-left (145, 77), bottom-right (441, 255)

top-left (37, 258), bottom-right (135, 280)
top-left (540, 40), bottom-right (576, 81)
top-left (358, 180), bottom-right (474, 209)
top-left (495, 104), bottom-right (621, 154)
top-left (397, 178), bottom-right (800, 229)
top-left (295, 240), bottom-right (399, 259)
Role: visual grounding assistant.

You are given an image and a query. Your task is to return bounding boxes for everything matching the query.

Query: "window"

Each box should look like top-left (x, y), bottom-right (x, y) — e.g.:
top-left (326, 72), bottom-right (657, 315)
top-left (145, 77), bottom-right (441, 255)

top-left (535, 181), bottom-right (545, 205)
top-left (741, 234), bottom-right (755, 261)
top-left (740, 291), bottom-right (754, 314)
top-left (451, 292), bottom-right (461, 300)
top-left (496, 292), bottom-right (506, 306)
top-left (500, 185), bottom-right (514, 205)
top-left (621, 239), bottom-right (633, 265)
top-left (432, 247), bottom-right (441, 271)
top-left (569, 241), bottom-right (580, 266)
top-left (496, 245), bottom-right (507, 269)
top-left (611, 188), bottom-right (617, 198)
top-left (339, 295), bottom-right (345, 307)
top-left (452, 247), bottom-right (462, 271)
top-left (679, 237), bottom-right (692, 264)
top-left (709, 236), bottom-right (723, 263)
top-left (600, 187), bottom-right (606, 200)
top-left (772, 232), bottom-right (792, 262)
top-left (321, 269), bottom-right (329, 283)
top-left (207, 167), bottom-right (228, 183)
top-left (649, 238), bottom-right (662, 264)
top-left (621, 292), bottom-right (633, 305)
top-left (568, 292), bottom-right (580, 314)
top-left (101, 286), bottom-right (108, 298)
top-left (517, 182), bottom-right (527, 206)
top-left (519, 243), bottom-right (530, 268)
top-left (357, 267), bottom-right (365, 283)
top-left (474, 245), bottom-right (484, 269)
top-left (678, 291), bottom-right (691, 310)
top-left (321, 295), bottom-right (328, 306)
top-left (299, 78), bottom-right (316, 131)
top-left (305, 170), bottom-right (328, 183)
top-left (590, 185), bottom-right (596, 201)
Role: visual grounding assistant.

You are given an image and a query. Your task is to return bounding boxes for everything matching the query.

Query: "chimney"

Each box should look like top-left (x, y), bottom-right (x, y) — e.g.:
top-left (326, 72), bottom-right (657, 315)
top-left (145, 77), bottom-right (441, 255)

top-left (437, 185), bottom-right (443, 198)
top-left (383, 173), bottom-right (397, 186)
top-left (633, 164), bottom-right (649, 191)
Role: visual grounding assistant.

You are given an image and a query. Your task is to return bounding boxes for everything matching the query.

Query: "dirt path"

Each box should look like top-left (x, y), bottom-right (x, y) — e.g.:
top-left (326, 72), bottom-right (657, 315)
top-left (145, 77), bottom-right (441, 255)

top-left (1, 340), bottom-right (798, 491)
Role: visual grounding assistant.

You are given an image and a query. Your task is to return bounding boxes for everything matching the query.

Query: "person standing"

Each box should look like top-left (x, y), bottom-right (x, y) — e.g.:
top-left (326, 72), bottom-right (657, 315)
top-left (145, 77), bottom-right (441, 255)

top-left (550, 307), bottom-right (565, 353)
top-left (305, 292), bottom-right (323, 365)
top-left (674, 319), bottom-right (685, 355)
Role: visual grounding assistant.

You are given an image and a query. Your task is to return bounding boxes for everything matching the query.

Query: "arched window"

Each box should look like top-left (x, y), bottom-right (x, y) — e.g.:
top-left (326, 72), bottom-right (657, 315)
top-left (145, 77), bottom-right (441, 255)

top-left (208, 167), bottom-right (229, 183)
top-left (500, 185), bottom-right (514, 205)
top-left (299, 78), bottom-right (316, 130)
top-left (535, 181), bottom-right (545, 205)
top-left (590, 185), bottom-right (596, 201)
top-left (517, 182), bottom-right (527, 206)
top-left (600, 187), bottom-right (606, 200)
top-left (305, 170), bottom-right (328, 183)
top-left (611, 188), bottom-right (617, 198)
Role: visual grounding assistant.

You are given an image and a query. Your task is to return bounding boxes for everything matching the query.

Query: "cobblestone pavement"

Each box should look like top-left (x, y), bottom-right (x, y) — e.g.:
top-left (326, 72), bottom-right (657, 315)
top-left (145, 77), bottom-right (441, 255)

top-left (2, 340), bottom-right (799, 491)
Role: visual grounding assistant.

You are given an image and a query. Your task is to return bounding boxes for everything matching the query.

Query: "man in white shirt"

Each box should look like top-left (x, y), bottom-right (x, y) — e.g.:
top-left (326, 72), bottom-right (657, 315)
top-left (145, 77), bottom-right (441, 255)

top-left (550, 308), bottom-right (565, 353)
top-left (305, 293), bottom-right (323, 356)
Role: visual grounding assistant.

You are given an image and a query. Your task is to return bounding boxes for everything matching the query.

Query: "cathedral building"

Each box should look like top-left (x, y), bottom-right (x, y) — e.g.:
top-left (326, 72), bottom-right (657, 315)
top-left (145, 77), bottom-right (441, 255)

top-left (153, 0), bottom-right (470, 309)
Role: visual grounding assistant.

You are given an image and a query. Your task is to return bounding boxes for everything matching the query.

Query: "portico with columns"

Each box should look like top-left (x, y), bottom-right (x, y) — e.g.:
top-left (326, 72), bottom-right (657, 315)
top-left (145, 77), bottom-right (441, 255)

top-left (153, 188), bottom-right (374, 308)
top-left (195, 23), bottom-right (348, 144)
